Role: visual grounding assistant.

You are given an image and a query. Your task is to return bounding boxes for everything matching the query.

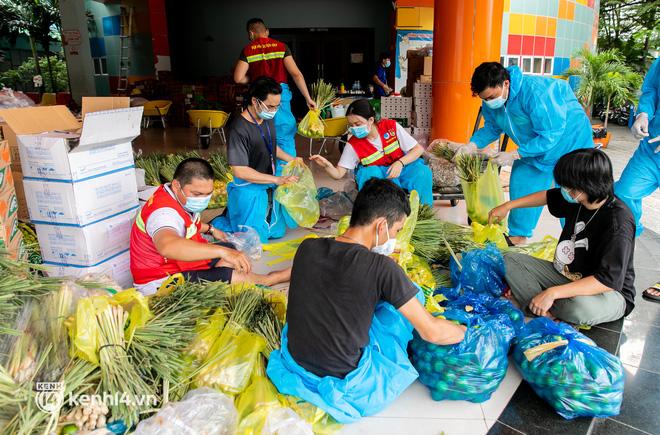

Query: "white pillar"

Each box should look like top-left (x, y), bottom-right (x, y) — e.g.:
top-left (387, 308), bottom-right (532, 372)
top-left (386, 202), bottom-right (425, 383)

top-left (59, 0), bottom-right (97, 103)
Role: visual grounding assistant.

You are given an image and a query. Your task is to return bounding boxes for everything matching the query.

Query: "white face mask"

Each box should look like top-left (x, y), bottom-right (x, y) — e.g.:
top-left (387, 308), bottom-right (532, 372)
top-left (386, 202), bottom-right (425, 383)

top-left (371, 221), bottom-right (396, 256)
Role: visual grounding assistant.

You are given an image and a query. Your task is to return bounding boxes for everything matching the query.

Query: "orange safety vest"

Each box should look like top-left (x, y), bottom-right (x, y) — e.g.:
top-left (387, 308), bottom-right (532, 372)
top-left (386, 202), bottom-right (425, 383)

top-left (130, 185), bottom-right (211, 285)
top-left (348, 119), bottom-right (405, 167)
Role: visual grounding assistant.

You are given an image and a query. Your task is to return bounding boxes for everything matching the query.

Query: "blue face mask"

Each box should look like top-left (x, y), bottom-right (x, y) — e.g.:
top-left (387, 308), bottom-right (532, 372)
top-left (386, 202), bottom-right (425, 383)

top-left (384, 60), bottom-right (391, 68)
top-left (483, 84), bottom-right (508, 110)
top-left (257, 100), bottom-right (277, 120)
top-left (561, 187), bottom-right (582, 204)
top-left (349, 124), bottom-right (370, 139)
top-left (183, 194), bottom-right (212, 213)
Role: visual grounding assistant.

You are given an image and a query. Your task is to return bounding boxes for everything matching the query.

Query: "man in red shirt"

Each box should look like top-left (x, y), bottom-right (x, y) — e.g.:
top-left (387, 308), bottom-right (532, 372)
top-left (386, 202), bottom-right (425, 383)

top-left (234, 18), bottom-right (316, 175)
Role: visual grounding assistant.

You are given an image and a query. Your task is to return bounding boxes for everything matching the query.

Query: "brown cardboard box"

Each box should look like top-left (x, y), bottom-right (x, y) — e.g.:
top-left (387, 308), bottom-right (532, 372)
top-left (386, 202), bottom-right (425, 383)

top-left (0, 105), bottom-right (80, 171)
top-left (419, 75), bottom-right (432, 84)
top-left (81, 97), bottom-right (130, 119)
top-left (423, 57), bottom-right (433, 76)
top-left (11, 170), bottom-right (28, 221)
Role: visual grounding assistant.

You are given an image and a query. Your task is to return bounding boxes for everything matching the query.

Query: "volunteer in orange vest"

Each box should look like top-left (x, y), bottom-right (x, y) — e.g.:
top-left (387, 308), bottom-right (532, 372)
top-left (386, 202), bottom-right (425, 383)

top-left (234, 17), bottom-right (316, 175)
top-left (311, 99), bottom-right (433, 206)
top-left (130, 158), bottom-right (290, 296)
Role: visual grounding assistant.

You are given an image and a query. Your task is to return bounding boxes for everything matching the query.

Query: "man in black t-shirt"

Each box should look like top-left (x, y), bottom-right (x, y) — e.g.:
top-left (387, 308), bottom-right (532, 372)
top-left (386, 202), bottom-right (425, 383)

top-left (490, 148), bottom-right (636, 326)
top-left (267, 179), bottom-right (466, 423)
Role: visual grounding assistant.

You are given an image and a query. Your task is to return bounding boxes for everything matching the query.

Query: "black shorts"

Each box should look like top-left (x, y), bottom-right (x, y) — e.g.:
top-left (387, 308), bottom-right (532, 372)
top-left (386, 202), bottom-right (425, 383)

top-left (181, 242), bottom-right (234, 284)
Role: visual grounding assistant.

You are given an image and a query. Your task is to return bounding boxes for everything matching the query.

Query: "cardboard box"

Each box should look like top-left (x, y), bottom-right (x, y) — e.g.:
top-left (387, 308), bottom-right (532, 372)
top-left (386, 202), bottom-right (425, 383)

top-left (43, 249), bottom-right (133, 289)
top-left (1, 106), bottom-right (142, 182)
top-left (81, 97), bottom-right (130, 120)
top-left (423, 57), bottom-right (433, 76)
top-left (0, 228), bottom-right (23, 260)
top-left (36, 207), bottom-right (136, 267)
top-left (0, 187), bottom-right (18, 224)
top-left (23, 168), bottom-right (139, 226)
top-left (11, 170), bottom-right (28, 221)
top-left (0, 140), bottom-right (14, 193)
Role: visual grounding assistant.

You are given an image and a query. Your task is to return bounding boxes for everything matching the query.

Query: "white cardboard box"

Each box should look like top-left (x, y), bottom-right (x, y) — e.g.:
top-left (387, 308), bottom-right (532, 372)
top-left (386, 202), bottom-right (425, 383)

top-left (1, 107), bottom-right (142, 181)
top-left (36, 207), bottom-right (137, 267)
top-left (24, 168), bottom-right (138, 226)
top-left (44, 249), bottom-right (133, 289)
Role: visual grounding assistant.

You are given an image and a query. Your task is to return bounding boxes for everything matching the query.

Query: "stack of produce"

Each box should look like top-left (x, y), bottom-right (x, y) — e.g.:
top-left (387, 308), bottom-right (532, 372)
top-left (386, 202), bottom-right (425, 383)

top-left (135, 151), bottom-right (232, 209)
top-left (513, 318), bottom-right (624, 419)
top-left (426, 139), bottom-right (459, 188)
top-left (410, 305), bottom-right (513, 403)
top-left (298, 80), bottom-right (336, 138)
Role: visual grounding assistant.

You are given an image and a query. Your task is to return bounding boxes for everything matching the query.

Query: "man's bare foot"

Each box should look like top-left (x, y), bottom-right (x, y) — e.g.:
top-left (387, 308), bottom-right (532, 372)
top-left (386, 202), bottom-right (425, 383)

top-left (264, 268), bottom-right (292, 286)
top-left (508, 236), bottom-right (528, 246)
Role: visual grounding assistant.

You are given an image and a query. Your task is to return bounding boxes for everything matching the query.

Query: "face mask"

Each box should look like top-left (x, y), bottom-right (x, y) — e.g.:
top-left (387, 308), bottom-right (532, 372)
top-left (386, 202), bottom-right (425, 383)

top-left (349, 124), bottom-right (370, 139)
top-left (183, 194), bottom-right (212, 213)
top-left (561, 187), bottom-right (582, 204)
top-left (257, 100), bottom-right (277, 120)
top-left (372, 221), bottom-right (396, 256)
top-left (483, 84), bottom-right (508, 110)
top-left (384, 60), bottom-right (391, 68)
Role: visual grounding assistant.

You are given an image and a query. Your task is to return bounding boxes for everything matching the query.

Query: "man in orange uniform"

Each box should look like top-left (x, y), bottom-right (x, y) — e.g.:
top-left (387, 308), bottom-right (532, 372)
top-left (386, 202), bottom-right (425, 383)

top-left (234, 18), bottom-right (316, 175)
top-left (130, 158), bottom-right (290, 295)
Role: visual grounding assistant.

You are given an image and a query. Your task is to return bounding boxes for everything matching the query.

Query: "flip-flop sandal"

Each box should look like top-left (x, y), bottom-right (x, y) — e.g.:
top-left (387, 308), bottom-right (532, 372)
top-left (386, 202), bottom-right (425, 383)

top-left (642, 283), bottom-right (660, 303)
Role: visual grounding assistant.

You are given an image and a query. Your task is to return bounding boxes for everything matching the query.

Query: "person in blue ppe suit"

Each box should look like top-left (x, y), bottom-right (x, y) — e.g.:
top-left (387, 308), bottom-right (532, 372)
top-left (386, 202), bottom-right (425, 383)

top-left (372, 52), bottom-right (393, 97)
top-left (310, 99), bottom-right (434, 206)
top-left (234, 18), bottom-right (316, 176)
top-left (453, 62), bottom-right (594, 245)
top-left (212, 77), bottom-right (300, 243)
top-left (267, 179), bottom-right (466, 423)
top-left (614, 57), bottom-right (660, 303)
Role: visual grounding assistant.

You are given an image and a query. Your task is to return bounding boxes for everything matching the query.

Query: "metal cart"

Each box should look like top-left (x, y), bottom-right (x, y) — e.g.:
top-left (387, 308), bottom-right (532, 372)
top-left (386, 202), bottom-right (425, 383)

top-left (432, 108), bottom-right (510, 206)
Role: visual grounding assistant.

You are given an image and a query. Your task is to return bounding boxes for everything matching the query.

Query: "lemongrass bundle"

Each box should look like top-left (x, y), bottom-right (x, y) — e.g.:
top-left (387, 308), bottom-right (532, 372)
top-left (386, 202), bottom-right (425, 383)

top-left (455, 154), bottom-right (486, 183)
top-left (209, 152), bottom-right (232, 183)
top-left (135, 154), bottom-right (163, 186)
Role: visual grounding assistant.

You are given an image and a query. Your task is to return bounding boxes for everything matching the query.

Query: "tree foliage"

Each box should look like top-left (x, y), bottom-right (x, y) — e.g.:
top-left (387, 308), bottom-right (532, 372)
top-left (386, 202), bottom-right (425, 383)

top-left (598, 0), bottom-right (659, 70)
top-left (0, 56), bottom-right (68, 93)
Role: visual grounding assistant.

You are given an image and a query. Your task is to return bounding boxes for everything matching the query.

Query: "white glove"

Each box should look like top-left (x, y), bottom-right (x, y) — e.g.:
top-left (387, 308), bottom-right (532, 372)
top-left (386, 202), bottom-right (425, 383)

top-left (453, 142), bottom-right (478, 157)
top-left (491, 151), bottom-right (520, 166)
top-left (649, 135), bottom-right (660, 153)
top-left (631, 113), bottom-right (649, 140)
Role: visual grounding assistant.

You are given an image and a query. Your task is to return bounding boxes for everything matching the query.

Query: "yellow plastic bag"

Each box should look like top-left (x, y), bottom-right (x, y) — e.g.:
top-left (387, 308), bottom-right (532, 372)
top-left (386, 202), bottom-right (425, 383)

top-left (395, 190), bottom-right (420, 268)
top-left (263, 290), bottom-right (288, 325)
top-left (187, 309), bottom-right (227, 361)
top-left (236, 359), bottom-right (283, 434)
top-left (528, 235), bottom-right (558, 261)
top-left (297, 109), bottom-right (325, 138)
top-left (405, 254), bottom-right (436, 289)
top-left (284, 396), bottom-right (342, 434)
top-left (275, 161), bottom-right (320, 228)
top-left (460, 161), bottom-right (507, 227)
top-left (336, 215), bottom-right (351, 236)
top-left (471, 222), bottom-right (508, 249)
top-left (262, 234), bottom-right (318, 266)
top-left (70, 296), bottom-right (107, 365)
top-left (196, 322), bottom-right (266, 395)
top-left (112, 288), bottom-right (153, 341)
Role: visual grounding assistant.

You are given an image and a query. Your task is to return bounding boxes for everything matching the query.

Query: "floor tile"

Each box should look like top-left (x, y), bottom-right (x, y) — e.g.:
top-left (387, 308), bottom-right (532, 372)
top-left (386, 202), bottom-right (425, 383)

top-left (580, 325), bottom-right (621, 355)
top-left (496, 381), bottom-right (593, 434)
top-left (340, 417), bottom-right (488, 435)
top-left (487, 421), bottom-right (526, 435)
top-left (590, 418), bottom-right (653, 435)
top-left (480, 359), bottom-right (523, 420)
top-left (624, 268), bottom-right (660, 328)
top-left (592, 318), bottom-right (624, 333)
top-left (373, 381), bottom-right (484, 420)
top-left (610, 364), bottom-right (660, 434)
top-left (618, 320), bottom-right (660, 373)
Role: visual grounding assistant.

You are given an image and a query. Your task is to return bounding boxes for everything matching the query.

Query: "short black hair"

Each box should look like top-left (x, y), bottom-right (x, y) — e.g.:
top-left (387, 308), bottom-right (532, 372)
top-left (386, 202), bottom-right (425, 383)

top-left (350, 179), bottom-right (411, 227)
top-left (346, 99), bottom-right (376, 120)
top-left (173, 157), bottom-right (214, 186)
top-left (553, 148), bottom-right (614, 203)
top-left (378, 52), bottom-right (391, 62)
top-left (248, 76), bottom-right (282, 103)
top-left (246, 18), bottom-right (266, 33)
top-left (471, 62), bottom-right (510, 95)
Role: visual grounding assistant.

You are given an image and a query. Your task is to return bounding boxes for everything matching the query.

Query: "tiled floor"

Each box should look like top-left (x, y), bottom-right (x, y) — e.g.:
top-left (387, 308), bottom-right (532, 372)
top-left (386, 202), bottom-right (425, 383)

top-left (135, 122), bottom-right (659, 435)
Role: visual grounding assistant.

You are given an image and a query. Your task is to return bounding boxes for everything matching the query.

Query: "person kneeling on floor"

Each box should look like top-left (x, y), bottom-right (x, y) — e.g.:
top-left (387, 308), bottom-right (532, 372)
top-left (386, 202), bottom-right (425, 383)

top-left (267, 178), bottom-right (465, 423)
top-left (310, 99), bottom-right (434, 206)
top-left (489, 148), bottom-right (636, 326)
top-left (130, 157), bottom-right (290, 296)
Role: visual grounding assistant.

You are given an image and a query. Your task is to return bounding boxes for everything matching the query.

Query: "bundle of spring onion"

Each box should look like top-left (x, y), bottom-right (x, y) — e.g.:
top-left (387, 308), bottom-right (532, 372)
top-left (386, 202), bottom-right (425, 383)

top-left (159, 151), bottom-right (201, 182)
top-left (209, 152), bottom-right (233, 183)
top-left (455, 154), bottom-right (486, 183)
top-left (428, 141), bottom-right (456, 161)
top-left (297, 79), bottom-right (336, 138)
top-left (135, 153), bottom-right (165, 186)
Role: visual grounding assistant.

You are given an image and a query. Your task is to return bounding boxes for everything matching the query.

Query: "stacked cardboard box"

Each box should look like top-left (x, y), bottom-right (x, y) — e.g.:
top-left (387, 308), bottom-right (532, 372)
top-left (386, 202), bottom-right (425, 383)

top-left (0, 140), bottom-right (23, 258)
top-left (412, 82), bottom-right (433, 139)
top-left (0, 106), bottom-right (143, 287)
top-left (381, 96), bottom-right (413, 124)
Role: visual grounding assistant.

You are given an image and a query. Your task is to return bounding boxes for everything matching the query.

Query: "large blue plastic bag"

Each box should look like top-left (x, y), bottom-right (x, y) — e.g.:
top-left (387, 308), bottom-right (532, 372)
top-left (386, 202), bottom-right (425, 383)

top-left (450, 244), bottom-right (506, 297)
top-left (512, 318), bottom-right (624, 419)
top-left (409, 310), bottom-right (511, 403)
top-left (444, 293), bottom-right (524, 341)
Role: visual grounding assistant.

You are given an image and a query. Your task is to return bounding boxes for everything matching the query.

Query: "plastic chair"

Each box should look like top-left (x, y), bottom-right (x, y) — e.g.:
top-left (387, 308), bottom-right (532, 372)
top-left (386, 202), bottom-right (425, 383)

top-left (40, 93), bottom-right (57, 106)
top-left (187, 110), bottom-right (230, 145)
top-left (306, 116), bottom-right (349, 156)
top-left (142, 100), bottom-right (172, 128)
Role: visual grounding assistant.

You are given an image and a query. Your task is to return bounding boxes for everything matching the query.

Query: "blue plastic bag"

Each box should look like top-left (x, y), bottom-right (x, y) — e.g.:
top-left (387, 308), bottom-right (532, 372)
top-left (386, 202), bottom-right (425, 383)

top-left (444, 293), bottom-right (524, 342)
top-left (410, 309), bottom-right (512, 403)
top-left (451, 244), bottom-right (506, 297)
top-left (513, 318), bottom-right (624, 419)
top-left (266, 291), bottom-right (424, 423)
